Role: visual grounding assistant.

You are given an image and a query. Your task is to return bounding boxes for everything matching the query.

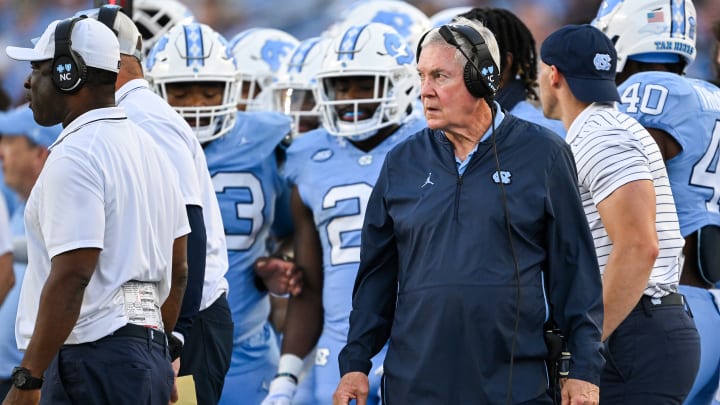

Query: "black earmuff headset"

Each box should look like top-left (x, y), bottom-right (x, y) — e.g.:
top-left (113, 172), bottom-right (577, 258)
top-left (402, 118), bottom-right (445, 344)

top-left (416, 24), bottom-right (500, 100)
top-left (52, 16), bottom-right (88, 93)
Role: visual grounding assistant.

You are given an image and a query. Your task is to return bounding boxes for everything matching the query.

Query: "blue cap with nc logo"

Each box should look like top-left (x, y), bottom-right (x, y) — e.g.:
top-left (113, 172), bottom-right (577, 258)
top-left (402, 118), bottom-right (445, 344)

top-left (0, 105), bottom-right (62, 148)
top-left (540, 24), bottom-right (620, 103)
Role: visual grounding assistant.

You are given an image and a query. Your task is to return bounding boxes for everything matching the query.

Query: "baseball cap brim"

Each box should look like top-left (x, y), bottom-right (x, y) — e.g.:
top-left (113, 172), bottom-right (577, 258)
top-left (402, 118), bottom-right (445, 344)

top-left (565, 76), bottom-right (619, 103)
top-left (5, 46), bottom-right (50, 62)
top-left (5, 20), bottom-right (57, 62)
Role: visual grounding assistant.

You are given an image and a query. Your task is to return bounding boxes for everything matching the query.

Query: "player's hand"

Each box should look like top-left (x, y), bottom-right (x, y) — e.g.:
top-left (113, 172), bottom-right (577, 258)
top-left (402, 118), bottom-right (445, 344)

top-left (254, 256), bottom-right (302, 296)
top-left (169, 358), bottom-right (180, 404)
top-left (333, 372), bottom-right (369, 405)
top-left (260, 375), bottom-right (298, 405)
top-left (561, 378), bottom-right (599, 405)
top-left (2, 386), bottom-right (40, 405)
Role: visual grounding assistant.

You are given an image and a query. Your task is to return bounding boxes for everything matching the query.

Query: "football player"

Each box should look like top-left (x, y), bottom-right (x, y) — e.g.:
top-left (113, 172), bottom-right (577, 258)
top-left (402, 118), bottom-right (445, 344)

top-left (145, 22), bottom-right (299, 405)
top-left (228, 28), bottom-right (299, 112)
top-left (261, 22), bottom-right (426, 405)
top-left (594, 0), bottom-right (720, 403)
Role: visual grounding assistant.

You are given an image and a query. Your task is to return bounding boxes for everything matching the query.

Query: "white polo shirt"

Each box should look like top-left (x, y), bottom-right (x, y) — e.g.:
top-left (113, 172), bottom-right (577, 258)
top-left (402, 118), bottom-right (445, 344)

top-left (17, 107), bottom-right (190, 348)
top-left (117, 79), bottom-right (228, 311)
top-left (566, 103), bottom-right (684, 298)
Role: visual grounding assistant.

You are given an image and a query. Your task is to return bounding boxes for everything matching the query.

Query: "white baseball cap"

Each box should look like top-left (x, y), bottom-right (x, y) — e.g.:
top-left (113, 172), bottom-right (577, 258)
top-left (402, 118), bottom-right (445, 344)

top-left (5, 17), bottom-right (120, 73)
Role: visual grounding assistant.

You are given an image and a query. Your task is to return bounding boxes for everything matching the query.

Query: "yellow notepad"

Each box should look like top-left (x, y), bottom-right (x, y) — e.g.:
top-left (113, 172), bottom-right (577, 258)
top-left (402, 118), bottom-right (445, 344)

top-left (174, 375), bottom-right (198, 405)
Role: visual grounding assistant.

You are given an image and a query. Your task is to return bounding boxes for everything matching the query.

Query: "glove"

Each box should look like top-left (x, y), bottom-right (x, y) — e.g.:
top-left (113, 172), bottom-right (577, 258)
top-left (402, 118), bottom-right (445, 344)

top-left (374, 365), bottom-right (384, 400)
top-left (261, 375), bottom-right (297, 405)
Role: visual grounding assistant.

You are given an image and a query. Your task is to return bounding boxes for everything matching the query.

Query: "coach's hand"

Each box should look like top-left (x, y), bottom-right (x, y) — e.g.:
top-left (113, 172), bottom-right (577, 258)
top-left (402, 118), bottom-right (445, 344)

top-left (561, 378), bottom-right (599, 405)
top-left (261, 375), bottom-right (297, 405)
top-left (333, 371), bottom-right (369, 405)
top-left (169, 358), bottom-right (180, 404)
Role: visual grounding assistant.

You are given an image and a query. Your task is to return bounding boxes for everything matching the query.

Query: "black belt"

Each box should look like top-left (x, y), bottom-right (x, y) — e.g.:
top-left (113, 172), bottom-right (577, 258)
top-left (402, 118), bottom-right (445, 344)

top-left (110, 323), bottom-right (166, 346)
top-left (634, 293), bottom-right (685, 311)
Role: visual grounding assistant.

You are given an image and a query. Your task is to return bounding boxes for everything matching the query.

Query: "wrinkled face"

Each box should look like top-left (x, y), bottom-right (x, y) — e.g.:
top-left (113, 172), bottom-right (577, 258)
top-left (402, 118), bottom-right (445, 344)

top-left (0, 135), bottom-right (44, 197)
top-left (537, 61), bottom-right (559, 120)
top-left (25, 60), bottom-right (64, 126)
top-left (165, 82), bottom-right (225, 127)
top-left (325, 75), bottom-right (381, 124)
top-left (417, 43), bottom-right (478, 131)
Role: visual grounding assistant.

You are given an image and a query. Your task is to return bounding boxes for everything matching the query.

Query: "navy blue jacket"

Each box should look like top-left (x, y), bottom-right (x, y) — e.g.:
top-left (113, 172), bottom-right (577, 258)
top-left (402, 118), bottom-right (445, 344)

top-left (339, 114), bottom-right (604, 403)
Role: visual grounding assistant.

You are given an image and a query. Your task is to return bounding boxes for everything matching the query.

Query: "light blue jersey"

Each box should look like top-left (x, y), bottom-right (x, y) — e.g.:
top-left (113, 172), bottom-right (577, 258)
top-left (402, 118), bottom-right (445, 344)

top-left (618, 71), bottom-right (720, 236)
top-left (284, 116), bottom-right (426, 404)
top-left (511, 100), bottom-right (566, 138)
top-left (618, 71), bottom-right (720, 405)
top-left (207, 111), bottom-right (292, 404)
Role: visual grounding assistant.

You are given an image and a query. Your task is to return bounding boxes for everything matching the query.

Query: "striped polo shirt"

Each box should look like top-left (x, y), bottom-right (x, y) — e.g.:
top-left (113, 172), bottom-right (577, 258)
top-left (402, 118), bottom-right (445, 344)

top-left (566, 103), bottom-right (684, 297)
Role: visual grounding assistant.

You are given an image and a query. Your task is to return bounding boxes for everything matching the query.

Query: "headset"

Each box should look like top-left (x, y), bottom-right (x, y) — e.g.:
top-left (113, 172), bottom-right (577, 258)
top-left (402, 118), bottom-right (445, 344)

top-left (52, 16), bottom-right (88, 93)
top-left (97, 4), bottom-right (122, 33)
top-left (416, 24), bottom-right (500, 100)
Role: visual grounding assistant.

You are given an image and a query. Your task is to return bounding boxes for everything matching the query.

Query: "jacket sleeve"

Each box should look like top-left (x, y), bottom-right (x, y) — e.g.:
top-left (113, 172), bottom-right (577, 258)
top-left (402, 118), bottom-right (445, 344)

top-left (338, 158), bottom-right (399, 376)
top-left (544, 144), bottom-right (605, 386)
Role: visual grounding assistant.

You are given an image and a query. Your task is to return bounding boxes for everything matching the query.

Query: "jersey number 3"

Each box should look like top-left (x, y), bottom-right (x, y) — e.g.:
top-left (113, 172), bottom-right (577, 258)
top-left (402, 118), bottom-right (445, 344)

top-left (213, 172), bottom-right (266, 250)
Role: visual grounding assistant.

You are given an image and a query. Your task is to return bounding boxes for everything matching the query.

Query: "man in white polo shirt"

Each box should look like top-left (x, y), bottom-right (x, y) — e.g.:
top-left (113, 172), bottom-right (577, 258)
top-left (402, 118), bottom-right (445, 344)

top-left (86, 5), bottom-right (234, 403)
top-left (539, 24), bottom-right (700, 403)
top-left (3, 16), bottom-right (189, 405)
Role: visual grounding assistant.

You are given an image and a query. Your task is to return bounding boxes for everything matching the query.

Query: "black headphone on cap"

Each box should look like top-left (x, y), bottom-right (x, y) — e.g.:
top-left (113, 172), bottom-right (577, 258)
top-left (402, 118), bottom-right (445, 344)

top-left (417, 24), bottom-right (500, 99)
top-left (52, 16), bottom-right (88, 93)
top-left (97, 5), bottom-right (121, 33)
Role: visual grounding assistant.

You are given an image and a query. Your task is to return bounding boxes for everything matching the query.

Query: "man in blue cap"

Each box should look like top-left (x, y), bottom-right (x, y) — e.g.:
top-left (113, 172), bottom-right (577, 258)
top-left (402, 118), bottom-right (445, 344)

top-left (539, 24), bottom-right (700, 404)
top-left (0, 105), bottom-right (60, 398)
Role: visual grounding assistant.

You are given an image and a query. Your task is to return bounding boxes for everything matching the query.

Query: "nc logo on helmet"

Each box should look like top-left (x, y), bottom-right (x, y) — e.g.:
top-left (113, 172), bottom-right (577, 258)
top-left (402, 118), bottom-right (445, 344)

top-left (593, 53), bottom-right (612, 71)
top-left (383, 32), bottom-right (413, 65)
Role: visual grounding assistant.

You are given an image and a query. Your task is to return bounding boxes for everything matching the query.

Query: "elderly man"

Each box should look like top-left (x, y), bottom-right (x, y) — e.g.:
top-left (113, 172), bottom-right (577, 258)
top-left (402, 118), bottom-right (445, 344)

top-left (334, 17), bottom-right (604, 405)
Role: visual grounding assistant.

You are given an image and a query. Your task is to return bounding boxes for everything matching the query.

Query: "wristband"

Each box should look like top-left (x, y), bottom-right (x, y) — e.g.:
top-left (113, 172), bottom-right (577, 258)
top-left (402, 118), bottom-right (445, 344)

top-left (274, 371), bottom-right (298, 384)
top-left (277, 353), bottom-right (304, 381)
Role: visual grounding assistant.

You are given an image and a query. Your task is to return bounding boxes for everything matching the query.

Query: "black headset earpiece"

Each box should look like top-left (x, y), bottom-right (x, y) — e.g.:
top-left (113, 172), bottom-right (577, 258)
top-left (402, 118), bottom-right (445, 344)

top-left (439, 24), bottom-right (500, 99)
top-left (52, 16), bottom-right (88, 93)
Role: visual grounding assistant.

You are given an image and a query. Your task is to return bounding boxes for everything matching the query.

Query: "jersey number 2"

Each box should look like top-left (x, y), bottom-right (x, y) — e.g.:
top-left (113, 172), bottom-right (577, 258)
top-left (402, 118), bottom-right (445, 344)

top-left (323, 183), bottom-right (373, 266)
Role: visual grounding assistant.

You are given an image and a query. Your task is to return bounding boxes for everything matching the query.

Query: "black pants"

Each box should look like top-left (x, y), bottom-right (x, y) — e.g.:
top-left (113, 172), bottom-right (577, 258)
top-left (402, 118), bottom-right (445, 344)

top-left (179, 293), bottom-right (234, 405)
top-left (41, 328), bottom-right (173, 404)
top-left (601, 297), bottom-right (700, 404)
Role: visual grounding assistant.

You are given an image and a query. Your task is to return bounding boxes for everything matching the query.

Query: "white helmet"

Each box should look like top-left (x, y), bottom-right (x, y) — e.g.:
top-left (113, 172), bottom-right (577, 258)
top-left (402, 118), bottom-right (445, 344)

top-left (270, 37), bottom-right (332, 137)
top-left (228, 28), bottom-right (299, 111)
top-left (429, 7), bottom-right (472, 28)
top-left (145, 23), bottom-right (238, 143)
top-left (133, 0), bottom-right (194, 55)
top-left (335, 0), bottom-right (431, 51)
top-left (592, 0), bottom-right (697, 72)
top-left (316, 23), bottom-right (419, 138)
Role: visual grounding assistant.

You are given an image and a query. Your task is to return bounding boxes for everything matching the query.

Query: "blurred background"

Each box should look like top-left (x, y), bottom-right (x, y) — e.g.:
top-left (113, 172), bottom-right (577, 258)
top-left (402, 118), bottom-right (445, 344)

top-left (1, 0), bottom-right (718, 106)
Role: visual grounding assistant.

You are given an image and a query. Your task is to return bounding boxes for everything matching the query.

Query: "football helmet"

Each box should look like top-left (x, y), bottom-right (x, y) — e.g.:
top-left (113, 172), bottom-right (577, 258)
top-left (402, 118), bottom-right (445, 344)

top-left (270, 37), bottom-right (332, 138)
top-left (592, 0), bottom-right (697, 72)
top-left (334, 0), bottom-right (431, 51)
top-left (228, 28), bottom-right (299, 111)
top-left (133, 0), bottom-right (194, 55)
top-left (315, 23), bottom-right (419, 139)
top-left (145, 22), bottom-right (238, 143)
